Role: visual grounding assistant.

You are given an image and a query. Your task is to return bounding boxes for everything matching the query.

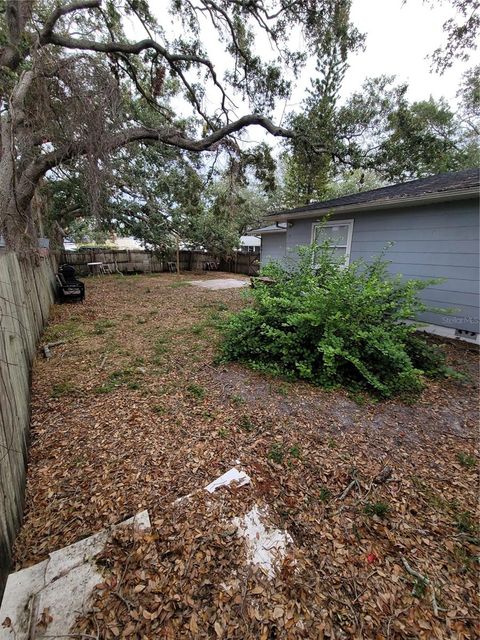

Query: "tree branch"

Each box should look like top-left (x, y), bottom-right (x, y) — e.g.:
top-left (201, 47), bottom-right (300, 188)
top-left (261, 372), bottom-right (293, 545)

top-left (45, 30), bottom-right (233, 122)
top-left (40, 0), bottom-right (102, 44)
top-left (17, 115), bottom-right (296, 209)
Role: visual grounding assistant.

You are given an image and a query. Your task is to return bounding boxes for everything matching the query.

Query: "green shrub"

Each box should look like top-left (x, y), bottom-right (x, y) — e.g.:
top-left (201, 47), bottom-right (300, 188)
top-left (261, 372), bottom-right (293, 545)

top-left (220, 244), bottom-right (450, 397)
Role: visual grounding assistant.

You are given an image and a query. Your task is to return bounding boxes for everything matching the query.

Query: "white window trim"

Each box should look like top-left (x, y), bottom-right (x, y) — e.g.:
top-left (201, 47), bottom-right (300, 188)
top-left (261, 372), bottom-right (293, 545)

top-left (311, 218), bottom-right (355, 266)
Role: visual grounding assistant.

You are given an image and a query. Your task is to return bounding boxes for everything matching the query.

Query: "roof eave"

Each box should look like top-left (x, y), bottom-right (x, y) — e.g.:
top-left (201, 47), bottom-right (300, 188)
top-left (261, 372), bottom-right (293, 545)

top-left (267, 187), bottom-right (479, 222)
top-left (252, 228), bottom-right (286, 235)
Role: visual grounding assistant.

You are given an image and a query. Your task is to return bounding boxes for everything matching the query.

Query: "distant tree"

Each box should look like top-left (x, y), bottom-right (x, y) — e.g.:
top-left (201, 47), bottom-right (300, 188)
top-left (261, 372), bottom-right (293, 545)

top-left (183, 176), bottom-right (269, 256)
top-left (323, 169), bottom-right (386, 199)
top-left (280, 73), bottom-right (479, 206)
top-left (281, 0), bottom-right (363, 206)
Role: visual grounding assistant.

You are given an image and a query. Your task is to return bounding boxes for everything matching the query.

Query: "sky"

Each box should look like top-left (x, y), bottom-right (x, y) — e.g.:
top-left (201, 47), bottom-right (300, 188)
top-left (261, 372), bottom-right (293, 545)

top-left (342, 0), bottom-right (471, 104)
top-left (127, 0), bottom-right (475, 145)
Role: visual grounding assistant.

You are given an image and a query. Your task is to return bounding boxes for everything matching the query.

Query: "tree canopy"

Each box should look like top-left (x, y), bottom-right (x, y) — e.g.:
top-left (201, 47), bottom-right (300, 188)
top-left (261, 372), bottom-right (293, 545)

top-left (0, 0), bottom-right (362, 249)
top-left (281, 72), bottom-right (480, 206)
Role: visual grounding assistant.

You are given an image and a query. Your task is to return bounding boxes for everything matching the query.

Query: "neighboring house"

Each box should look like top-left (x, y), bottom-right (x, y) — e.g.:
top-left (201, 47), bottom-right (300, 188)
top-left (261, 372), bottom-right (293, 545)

top-left (239, 234), bottom-right (261, 252)
top-left (63, 235), bottom-right (145, 251)
top-left (253, 168), bottom-right (480, 343)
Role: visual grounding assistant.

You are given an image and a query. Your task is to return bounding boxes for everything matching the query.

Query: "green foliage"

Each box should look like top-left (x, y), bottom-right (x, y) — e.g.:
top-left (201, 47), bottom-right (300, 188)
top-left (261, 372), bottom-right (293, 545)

top-left (289, 445), bottom-right (301, 459)
top-left (411, 576), bottom-right (428, 599)
top-left (281, 72), bottom-right (480, 206)
top-left (268, 443), bottom-right (284, 464)
top-left (364, 501), bottom-right (391, 519)
top-left (44, 317), bottom-right (83, 342)
top-left (220, 244), bottom-right (450, 398)
top-left (187, 383), bottom-right (206, 400)
top-left (335, 76), bottom-right (479, 182)
top-left (281, 0), bottom-right (363, 206)
top-left (319, 486), bottom-right (332, 502)
top-left (239, 415), bottom-right (255, 432)
top-left (430, 1), bottom-right (480, 72)
top-left (456, 511), bottom-right (476, 534)
top-left (93, 319), bottom-right (116, 335)
top-left (51, 381), bottom-right (77, 398)
top-left (457, 452), bottom-right (476, 469)
top-left (94, 368), bottom-right (139, 393)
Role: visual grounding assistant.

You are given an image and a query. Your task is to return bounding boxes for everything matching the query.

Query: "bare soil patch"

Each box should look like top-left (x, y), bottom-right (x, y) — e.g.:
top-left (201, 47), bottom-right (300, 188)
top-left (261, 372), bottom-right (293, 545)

top-left (12, 272), bottom-right (479, 639)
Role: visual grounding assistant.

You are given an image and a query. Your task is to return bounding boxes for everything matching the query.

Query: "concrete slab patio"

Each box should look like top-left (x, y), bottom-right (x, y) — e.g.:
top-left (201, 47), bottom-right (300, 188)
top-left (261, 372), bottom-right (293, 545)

top-left (188, 278), bottom-right (249, 290)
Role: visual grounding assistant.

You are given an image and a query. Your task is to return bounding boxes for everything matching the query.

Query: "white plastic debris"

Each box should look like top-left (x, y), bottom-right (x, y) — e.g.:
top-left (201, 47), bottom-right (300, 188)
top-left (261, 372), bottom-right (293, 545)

top-left (174, 467), bottom-right (251, 504)
top-left (233, 505), bottom-right (293, 578)
top-left (204, 467), bottom-right (251, 493)
top-left (0, 511), bottom-right (150, 640)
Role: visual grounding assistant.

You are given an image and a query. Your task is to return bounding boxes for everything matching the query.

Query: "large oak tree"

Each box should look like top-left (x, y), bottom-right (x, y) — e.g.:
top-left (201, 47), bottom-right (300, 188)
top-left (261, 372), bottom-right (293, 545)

top-left (0, 0), bottom-right (359, 249)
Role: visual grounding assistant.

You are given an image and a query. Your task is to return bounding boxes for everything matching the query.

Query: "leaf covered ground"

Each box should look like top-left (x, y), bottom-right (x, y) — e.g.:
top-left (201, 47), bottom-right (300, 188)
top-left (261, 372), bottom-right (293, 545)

top-left (12, 273), bottom-right (479, 639)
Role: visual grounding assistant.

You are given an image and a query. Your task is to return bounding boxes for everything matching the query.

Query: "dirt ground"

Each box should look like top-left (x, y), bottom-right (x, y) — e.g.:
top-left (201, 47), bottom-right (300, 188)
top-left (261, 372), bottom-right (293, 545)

top-left (12, 272), bottom-right (479, 639)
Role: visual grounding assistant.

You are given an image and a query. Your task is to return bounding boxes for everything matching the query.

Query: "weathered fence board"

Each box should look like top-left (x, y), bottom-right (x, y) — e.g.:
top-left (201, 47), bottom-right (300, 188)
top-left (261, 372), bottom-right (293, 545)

top-left (61, 249), bottom-right (260, 276)
top-left (0, 251), bottom-right (56, 599)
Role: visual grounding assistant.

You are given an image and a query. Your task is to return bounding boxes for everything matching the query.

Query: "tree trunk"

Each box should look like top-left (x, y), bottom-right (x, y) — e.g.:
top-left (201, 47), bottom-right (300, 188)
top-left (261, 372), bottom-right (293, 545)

top-left (176, 237), bottom-right (180, 275)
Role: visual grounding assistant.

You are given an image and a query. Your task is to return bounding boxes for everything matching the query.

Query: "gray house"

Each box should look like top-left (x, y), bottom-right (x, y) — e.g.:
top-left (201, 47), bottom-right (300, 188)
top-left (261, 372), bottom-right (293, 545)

top-left (254, 169), bottom-right (479, 343)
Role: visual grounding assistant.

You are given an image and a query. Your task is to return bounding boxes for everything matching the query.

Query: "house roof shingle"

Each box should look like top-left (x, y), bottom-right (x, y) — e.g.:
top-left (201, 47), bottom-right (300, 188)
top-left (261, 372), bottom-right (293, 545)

top-left (267, 168), bottom-right (480, 218)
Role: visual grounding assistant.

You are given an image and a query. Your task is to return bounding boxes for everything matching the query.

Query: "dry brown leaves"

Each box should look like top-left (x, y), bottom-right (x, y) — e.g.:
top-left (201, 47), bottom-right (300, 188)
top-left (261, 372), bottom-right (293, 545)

top-left (11, 272), bottom-right (480, 639)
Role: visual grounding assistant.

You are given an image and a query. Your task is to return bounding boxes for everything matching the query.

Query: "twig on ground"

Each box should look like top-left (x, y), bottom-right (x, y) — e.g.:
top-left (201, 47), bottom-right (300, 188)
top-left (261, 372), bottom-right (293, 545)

top-left (401, 556), bottom-right (429, 584)
top-left (401, 556), bottom-right (444, 617)
top-left (339, 479), bottom-right (358, 500)
top-left (42, 340), bottom-right (67, 359)
top-left (112, 590), bottom-right (134, 610)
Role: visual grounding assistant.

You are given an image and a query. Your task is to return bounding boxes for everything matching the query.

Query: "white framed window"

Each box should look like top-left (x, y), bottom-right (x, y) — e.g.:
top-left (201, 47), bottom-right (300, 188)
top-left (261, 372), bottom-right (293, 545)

top-left (311, 219), bottom-right (354, 267)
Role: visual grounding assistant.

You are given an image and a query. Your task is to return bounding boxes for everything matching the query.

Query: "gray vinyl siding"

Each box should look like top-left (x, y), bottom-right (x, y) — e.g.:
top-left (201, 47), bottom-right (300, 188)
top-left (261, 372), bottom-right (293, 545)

top-left (261, 233), bottom-right (286, 265)
top-left (282, 198), bottom-right (479, 332)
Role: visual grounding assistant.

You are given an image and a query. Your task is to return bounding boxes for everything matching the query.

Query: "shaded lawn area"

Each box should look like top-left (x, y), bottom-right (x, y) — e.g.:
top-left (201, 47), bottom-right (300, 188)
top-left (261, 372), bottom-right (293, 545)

top-left (13, 272), bottom-right (479, 639)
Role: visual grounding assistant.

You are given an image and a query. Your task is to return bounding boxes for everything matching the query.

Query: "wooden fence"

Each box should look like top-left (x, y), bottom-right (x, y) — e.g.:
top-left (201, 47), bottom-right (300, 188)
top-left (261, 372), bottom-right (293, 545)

top-left (0, 250), bottom-right (57, 598)
top-left (60, 249), bottom-right (260, 276)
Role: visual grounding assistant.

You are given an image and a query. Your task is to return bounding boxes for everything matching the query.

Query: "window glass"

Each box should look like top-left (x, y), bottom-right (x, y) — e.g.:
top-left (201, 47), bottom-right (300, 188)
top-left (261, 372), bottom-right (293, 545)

top-left (314, 224), bottom-right (349, 246)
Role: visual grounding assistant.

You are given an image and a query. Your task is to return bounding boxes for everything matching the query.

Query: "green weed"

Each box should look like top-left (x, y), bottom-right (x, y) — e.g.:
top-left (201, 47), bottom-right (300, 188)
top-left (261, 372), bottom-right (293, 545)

top-left (94, 368), bottom-right (138, 394)
top-left (457, 452), bottom-right (476, 469)
top-left (44, 318), bottom-right (83, 341)
top-left (319, 486), bottom-right (332, 502)
top-left (268, 443), bottom-right (284, 464)
top-left (364, 501), bottom-right (391, 519)
top-left (51, 381), bottom-right (76, 398)
top-left (289, 444), bottom-right (301, 459)
top-left (239, 415), bottom-right (255, 432)
top-left (187, 383), bottom-right (206, 400)
top-left (93, 319), bottom-right (115, 335)
top-left (456, 511), bottom-right (476, 534)
top-left (411, 576), bottom-right (428, 599)
top-left (152, 404), bottom-right (166, 414)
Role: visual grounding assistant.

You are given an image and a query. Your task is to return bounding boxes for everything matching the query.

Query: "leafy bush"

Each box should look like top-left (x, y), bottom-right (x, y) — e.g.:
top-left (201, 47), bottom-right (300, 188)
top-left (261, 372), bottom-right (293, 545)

top-left (220, 244), bottom-right (450, 397)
